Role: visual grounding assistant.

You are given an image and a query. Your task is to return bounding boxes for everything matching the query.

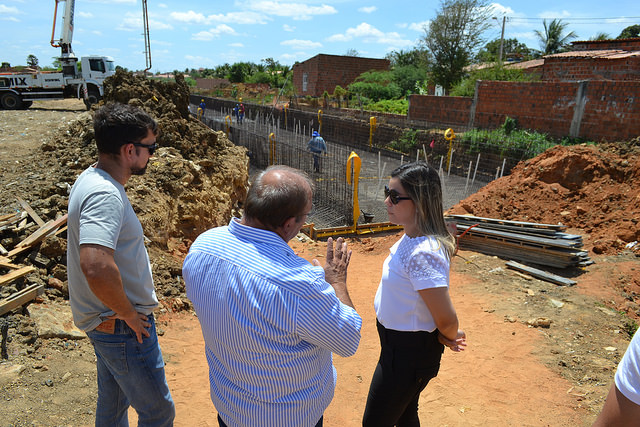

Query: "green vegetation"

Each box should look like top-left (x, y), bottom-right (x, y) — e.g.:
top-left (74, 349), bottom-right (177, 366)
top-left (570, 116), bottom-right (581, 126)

top-left (459, 120), bottom-right (593, 159)
top-left (389, 129), bottom-right (420, 153)
top-left (450, 65), bottom-right (538, 97)
top-left (363, 99), bottom-right (408, 115)
top-left (623, 320), bottom-right (639, 338)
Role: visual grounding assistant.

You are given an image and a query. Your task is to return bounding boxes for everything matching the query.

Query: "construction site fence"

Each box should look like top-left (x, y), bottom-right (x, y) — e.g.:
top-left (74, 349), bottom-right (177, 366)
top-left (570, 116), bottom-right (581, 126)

top-left (192, 95), bottom-right (542, 179)
top-left (193, 99), bottom-right (497, 230)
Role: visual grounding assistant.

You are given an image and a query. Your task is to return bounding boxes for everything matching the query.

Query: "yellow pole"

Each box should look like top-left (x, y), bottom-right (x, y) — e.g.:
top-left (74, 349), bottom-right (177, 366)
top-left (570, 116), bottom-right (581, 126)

top-left (346, 152), bottom-right (362, 230)
top-left (269, 132), bottom-right (276, 165)
top-left (444, 128), bottom-right (456, 169)
top-left (224, 115), bottom-right (231, 138)
top-left (369, 116), bottom-right (377, 149)
top-left (318, 109), bottom-right (323, 135)
top-left (284, 103), bottom-right (289, 130)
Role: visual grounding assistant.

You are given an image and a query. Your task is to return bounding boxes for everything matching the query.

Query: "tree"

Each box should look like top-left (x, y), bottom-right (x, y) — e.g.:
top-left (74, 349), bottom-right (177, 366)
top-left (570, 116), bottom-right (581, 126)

top-left (589, 32), bottom-right (611, 41)
top-left (386, 48), bottom-right (430, 68)
top-left (348, 70), bottom-right (402, 101)
top-left (617, 24), bottom-right (640, 39)
top-left (476, 38), bottom-right (535, 63)
top-left (345, 48), bottom-right (360, 57)
top-left (26, 54), bottom-right (39, 68)
top-left (422, 0), bottom-right (493, 93)
top-left (534, 19), bottom-right (577, 55)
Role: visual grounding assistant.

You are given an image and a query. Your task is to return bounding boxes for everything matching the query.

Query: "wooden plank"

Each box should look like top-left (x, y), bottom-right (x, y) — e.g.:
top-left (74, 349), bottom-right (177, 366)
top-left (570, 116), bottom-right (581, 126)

top-left (0, 260), bottom-right (22, 269)
top-left (456, 225), bottom-right (583, 249)
top-left (506, 261), bottom-right (577, 286)
top-left (0, 284), bottom-right (45, 316)
top-left (7, 214), bottom-right (68, 257)
top-left (446, 214), bottom-right (567, 231)
top-left (0, 242), bottom-right (7, 256)
top-left (0, 265), bottom-right (36, 286)
top-left (0, 212), bottom-right (23, 231)
top-left (17, 197), bottom-right (46, 227)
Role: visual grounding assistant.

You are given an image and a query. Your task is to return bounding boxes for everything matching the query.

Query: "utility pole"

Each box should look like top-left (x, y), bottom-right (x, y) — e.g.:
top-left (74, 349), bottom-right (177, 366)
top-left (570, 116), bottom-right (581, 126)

top-left (498, 16), bottom-right (505, 64)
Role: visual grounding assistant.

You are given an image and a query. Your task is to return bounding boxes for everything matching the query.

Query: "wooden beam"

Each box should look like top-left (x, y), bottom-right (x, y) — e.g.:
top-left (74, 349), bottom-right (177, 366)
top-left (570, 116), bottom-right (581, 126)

top-left (506, 261), bottom-right (577, 286)
top-left (0, 265), bottom-right (36, 287)
top-left (7, 214), bottom-right (68, 257)
top-left (0, 284), bottom-right (44, 316)
top-left (17, 197), bottom-right (45, 227)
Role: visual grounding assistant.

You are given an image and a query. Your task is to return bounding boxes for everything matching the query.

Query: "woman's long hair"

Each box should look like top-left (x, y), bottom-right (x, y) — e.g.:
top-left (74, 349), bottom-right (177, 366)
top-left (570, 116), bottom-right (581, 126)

top-left (391, 161), bottom-right (456, 259)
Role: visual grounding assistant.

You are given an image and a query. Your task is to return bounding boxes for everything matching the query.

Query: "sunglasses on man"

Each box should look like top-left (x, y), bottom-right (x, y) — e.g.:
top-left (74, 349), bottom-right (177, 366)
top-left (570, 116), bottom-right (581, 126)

top-left (131, 142), bottom-right (157, 155)
top-left (384, 186), bottom-right (411, 205)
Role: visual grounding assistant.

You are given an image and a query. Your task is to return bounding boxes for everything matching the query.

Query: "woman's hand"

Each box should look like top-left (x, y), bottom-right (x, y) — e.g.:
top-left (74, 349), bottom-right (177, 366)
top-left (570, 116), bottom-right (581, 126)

top-left (438, 329), bottom-right (467, 352)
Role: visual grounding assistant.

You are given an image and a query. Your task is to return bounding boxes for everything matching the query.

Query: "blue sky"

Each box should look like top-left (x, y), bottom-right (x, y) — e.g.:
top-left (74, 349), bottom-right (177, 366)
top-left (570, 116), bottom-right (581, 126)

top-left (1, 0), bottom-right (638, 73)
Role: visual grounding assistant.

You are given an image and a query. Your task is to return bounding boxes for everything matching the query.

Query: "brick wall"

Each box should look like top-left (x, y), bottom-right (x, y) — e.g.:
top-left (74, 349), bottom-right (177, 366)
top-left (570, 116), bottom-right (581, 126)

top-left (293, 54), bottom-right (389, 97)
top-left (407, 95), bottom-right (473, 129)
top-left (542, 57), bottom-right (640, 81)
top-left (572, 38), bottom-right (640, 51)
top-left (407, 80), bottom-right (640, 142)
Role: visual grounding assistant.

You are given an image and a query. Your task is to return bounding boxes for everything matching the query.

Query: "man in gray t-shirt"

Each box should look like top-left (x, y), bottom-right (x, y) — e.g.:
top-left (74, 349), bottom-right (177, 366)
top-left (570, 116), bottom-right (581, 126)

top-left (66, 103), bottom-right (174, 426)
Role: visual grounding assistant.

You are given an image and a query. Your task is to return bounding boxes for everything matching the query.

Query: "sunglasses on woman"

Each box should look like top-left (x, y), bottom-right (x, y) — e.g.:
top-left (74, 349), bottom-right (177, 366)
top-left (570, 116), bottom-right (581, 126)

top-left (384, 186), bottom-right (411, 205)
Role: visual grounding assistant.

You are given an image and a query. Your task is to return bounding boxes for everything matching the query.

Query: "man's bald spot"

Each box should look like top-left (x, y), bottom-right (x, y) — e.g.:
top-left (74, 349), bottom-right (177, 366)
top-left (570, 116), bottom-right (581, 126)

top-left (262, 168), bottom-right (311, 196)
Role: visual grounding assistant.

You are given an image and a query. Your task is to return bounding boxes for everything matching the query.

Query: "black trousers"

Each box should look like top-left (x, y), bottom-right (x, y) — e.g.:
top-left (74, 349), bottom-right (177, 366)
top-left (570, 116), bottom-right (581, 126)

top-left (362, 320), bottom-right (444, 427)
top-left (218, 414), bottom-right (323, 427)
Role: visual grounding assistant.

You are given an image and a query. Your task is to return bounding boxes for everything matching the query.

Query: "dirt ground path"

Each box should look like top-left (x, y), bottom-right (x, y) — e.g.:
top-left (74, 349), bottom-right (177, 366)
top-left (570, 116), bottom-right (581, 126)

top-left (3, 100), bottom-right (637, 427)
top-left (149, 238), bottom-right (620, 427)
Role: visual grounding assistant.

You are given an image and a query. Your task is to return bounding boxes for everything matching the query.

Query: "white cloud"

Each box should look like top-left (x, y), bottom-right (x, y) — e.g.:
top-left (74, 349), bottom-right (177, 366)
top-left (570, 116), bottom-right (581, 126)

top-left (77, 11), bottom-right (93, 18)
top-left (358, 6), bottom-right (377, 13)
top-left (327, 22), bottom-right (413, 49)
top-left (118, 12), bottom-right (173, 31)
top-left (0, 16), bottom-right (19, 22)
top-left (170, 10), bottom-right (268, 25)
top-left (539, 9), bottom-right (571, 19)
top-left (246, 1), bottom-right (337, 20)
top-left (192, 24), bottom-right (238, 41)
top-left (409, 20), bottom-right (429, 32)
top-left (158, 3), bottom-right (168, 8)
top-left (281, 39), bottom-right (322, 50)
top-left (283, 24), bottom-right (295, 32)
top-left (0, 4), bottom-right (20, 14)
top-left (230, 42), bottom-right (244, 47)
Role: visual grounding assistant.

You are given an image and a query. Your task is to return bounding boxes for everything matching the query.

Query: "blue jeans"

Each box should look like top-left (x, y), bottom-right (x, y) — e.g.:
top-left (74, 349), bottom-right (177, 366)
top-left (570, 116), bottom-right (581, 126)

top-left (87, 314), bottom-right (175, 427)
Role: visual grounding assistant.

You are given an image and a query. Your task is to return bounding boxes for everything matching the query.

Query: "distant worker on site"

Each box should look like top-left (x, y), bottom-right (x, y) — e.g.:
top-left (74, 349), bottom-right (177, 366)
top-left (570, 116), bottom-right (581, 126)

top-left (238, 98), bottom-right (245, 124)
top-left (307, 130), bottom-right (327, 173)
top-left (198, 99), bottom-right (206, 119)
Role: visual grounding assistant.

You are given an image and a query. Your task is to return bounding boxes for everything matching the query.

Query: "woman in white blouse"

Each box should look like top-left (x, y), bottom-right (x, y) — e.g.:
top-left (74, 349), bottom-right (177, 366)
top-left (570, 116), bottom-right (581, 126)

top-left (363, 161), bottom-right (466, 427)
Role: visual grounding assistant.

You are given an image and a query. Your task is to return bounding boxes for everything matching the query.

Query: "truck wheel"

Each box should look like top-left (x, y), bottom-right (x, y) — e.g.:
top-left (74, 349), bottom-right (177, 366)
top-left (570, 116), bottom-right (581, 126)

top-left (1, 92), bottom-right (23, 110)
top-left (84, 88), bottom-right (101, 110)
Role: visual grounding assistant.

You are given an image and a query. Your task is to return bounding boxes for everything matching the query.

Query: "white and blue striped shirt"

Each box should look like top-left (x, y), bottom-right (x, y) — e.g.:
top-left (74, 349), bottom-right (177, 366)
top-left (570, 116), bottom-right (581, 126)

top-left (183, 218), bottom-right (362, 427)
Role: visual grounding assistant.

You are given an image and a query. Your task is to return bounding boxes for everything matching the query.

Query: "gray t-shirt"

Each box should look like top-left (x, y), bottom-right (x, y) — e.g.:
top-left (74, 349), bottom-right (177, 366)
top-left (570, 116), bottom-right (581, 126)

top-left (67, 165), bottom-right (158, 332)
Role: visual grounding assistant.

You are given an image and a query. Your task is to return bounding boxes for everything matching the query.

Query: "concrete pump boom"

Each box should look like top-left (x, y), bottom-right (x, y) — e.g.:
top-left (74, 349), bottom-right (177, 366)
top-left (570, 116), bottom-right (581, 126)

top-left (50, 0), bottom-right (76, 58)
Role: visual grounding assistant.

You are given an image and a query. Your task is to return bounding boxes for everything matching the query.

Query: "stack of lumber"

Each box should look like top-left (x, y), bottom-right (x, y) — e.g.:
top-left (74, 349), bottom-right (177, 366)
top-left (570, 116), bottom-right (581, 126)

top-left (446, 214), bottom-right (591, 269)
top-left (0, 198), bottom-right (67, 315)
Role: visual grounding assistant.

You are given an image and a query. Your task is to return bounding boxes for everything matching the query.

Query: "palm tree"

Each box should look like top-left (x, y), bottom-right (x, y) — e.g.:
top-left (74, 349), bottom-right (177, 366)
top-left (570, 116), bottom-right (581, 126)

top-left (534, 19), bottom-right (577, 55)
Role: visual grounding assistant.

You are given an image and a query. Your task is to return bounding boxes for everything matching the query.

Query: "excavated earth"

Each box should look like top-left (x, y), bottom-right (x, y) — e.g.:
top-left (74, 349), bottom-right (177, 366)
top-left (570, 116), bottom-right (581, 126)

top-left (1, 75), bottom-right (639, 426)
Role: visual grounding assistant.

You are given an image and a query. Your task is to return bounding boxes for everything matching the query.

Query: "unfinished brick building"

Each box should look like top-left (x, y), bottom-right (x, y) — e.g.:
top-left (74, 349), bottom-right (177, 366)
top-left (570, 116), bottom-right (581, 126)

top-left (292, 54), bottom-right (390, 97)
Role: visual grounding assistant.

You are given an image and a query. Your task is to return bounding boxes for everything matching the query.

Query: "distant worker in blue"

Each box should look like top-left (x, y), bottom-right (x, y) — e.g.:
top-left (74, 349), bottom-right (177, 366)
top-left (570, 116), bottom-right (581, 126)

top-left (307, 130), bottom-right (327, 173)
top-left (197, 99), bottom-right (206, 119)
top-left (238, 98), bottom-right (245, 124)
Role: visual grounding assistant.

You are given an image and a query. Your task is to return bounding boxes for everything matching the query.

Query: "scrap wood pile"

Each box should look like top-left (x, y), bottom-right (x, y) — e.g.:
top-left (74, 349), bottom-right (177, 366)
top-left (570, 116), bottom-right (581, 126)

top-left (0, 198), bottom-right (67, 316)
top-left (447, 214), bottom-right (591, 272)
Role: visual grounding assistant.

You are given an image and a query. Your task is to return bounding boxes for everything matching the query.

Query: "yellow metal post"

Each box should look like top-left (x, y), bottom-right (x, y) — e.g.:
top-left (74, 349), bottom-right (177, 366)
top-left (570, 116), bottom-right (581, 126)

top-left (444, 128), bottom-right (456, 170)
top-left (318, 110), bottom-right (323, 135)
top-left (224, 115), bottom-right (231, 138)
top-left (346, 152), bottom-right (362, 231)
top-left (369, 116), bottom-right (377, 149)
top-left (269, 132), bottom-right (276, 165)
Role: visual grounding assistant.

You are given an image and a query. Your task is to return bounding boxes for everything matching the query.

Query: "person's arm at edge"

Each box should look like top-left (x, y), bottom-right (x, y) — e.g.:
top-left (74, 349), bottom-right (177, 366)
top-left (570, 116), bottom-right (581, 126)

top-left (79, 244), bottom-right (150, 343)
top-left (419, 287), bottom-right (466, 352)
top-left (593, 383), bottom-right (640, 426)
top-left (312, 237), bottom-right (356, 309)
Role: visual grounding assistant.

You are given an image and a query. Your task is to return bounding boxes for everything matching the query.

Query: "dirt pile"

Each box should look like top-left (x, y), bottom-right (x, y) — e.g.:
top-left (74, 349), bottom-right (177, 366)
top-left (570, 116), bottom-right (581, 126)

top-left (448, 143), bottom-right (640, 256)
top-left (4, 70), bottom-right (249, 308)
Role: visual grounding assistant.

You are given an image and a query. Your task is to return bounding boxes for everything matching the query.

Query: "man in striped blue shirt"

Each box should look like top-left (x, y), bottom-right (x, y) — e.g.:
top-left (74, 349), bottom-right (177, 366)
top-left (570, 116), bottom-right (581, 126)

top-left (183, 165), bottom-right (362, 427)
